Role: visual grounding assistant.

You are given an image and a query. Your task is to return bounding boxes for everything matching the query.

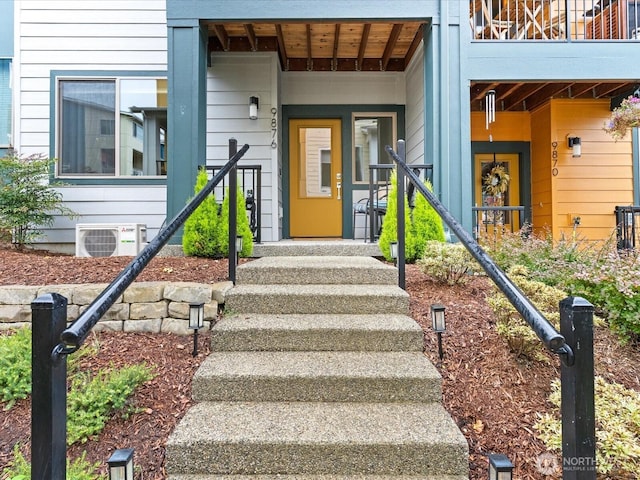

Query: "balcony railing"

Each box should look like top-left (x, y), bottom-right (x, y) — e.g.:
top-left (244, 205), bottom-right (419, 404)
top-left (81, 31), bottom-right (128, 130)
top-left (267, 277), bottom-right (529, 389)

top-left (471, 0), bottom-right (640, 41)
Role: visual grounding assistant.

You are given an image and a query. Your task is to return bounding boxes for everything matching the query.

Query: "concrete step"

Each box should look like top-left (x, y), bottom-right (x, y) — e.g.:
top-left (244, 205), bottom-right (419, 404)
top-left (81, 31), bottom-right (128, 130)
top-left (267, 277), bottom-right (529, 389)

top-left (210, 314), bottom-right (423, 352)
top-left (236, 256), bottom-right (397, 285)
top-left (166, 402), bottom-right (468, 476)
top-left (192, 351), bottom-right (441, 403)
top-left (252, 240), bottom-right (382, 257)
top-left (169, 475), bottom-right (468, 480)
top-left (225, 284), bottom-right (409, 315)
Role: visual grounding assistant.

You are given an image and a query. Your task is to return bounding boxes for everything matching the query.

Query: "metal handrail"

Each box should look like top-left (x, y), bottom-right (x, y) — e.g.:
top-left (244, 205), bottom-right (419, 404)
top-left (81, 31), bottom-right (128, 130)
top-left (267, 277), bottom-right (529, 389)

top-left (386, 144), bottom-right (574, 363)
top-left (56, 144), bottom-right (250, 355)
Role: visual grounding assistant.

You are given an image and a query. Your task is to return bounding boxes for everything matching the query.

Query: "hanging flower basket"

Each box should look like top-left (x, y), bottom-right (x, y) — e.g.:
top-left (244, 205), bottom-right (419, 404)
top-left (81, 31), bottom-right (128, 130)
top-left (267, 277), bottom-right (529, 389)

top-left (604, 95), bottom-right (640, 141)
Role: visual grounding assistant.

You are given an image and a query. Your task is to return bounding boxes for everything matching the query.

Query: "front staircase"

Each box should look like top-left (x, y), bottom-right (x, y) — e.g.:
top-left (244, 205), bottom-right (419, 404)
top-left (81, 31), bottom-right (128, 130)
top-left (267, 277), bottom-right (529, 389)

top-left (166, 254), bottom-right (469, 479)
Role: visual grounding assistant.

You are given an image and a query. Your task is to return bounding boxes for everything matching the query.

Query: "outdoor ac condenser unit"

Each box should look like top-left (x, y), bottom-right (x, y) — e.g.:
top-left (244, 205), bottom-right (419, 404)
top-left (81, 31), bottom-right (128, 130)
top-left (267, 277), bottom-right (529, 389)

top-left (75, 223), bottom-right (147, 257)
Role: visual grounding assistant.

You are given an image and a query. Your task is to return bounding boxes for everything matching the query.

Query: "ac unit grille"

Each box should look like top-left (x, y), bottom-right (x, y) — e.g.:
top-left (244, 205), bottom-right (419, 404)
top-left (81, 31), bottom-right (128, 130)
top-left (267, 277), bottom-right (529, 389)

top-left (83, 229), bottom-right (118, 257)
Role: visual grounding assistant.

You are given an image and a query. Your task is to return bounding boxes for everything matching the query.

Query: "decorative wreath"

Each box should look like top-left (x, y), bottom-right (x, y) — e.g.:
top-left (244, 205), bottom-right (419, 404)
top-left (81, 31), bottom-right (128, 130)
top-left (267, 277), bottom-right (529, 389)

top-left (482, 164), bottom-right (510, 197)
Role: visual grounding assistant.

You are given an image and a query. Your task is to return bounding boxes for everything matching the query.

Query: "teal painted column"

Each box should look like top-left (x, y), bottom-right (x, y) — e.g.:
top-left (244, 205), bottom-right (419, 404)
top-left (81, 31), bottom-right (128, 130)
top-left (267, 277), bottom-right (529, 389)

top-left (423, 1), bottom-right (473, 236)
top-left (167, 22), bottom-right (207, 244)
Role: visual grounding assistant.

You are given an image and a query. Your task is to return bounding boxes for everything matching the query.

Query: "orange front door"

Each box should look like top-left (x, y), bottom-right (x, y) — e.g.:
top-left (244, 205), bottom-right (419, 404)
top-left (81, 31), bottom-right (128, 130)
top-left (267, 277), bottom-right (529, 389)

top-left (289, 119), bottom-right (342, 237)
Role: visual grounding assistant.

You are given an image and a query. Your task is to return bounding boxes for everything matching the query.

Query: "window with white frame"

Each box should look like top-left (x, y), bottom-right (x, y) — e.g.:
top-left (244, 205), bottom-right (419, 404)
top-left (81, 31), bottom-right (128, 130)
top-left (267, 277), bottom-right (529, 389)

top-left (57, 77), bottom-right (167, 177)
top-left (0, 59), bottom-right (11, 149)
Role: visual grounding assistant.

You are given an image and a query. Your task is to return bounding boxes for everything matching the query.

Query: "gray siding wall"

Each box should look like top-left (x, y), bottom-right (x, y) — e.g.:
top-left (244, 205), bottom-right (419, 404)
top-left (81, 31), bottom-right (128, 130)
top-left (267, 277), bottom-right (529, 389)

top-left (207, 53), bottom-right (280, 242)
top-left (14, 0), bottom-right (168, 252)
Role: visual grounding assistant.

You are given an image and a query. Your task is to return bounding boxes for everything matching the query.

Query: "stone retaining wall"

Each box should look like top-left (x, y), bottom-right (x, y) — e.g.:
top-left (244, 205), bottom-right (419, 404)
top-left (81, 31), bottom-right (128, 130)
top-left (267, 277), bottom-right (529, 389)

top-left (0, 281), bottom-right (234, 335)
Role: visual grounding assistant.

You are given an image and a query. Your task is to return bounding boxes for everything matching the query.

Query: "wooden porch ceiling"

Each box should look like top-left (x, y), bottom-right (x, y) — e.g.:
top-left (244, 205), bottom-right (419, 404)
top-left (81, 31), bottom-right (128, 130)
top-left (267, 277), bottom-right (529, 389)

top-left (207, 21), bottom-right (425, 72)
top-left (470, 81), bottom-right (640, 112)
top-left (207, 21), bottom-right (637, 109)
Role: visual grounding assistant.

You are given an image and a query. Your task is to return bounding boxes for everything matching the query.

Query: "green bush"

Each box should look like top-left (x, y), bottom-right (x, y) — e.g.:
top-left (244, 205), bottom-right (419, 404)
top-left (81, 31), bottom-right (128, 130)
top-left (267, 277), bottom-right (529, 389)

top-left (3, 445), bottom-right (103, 480)
top-left (484, 228), bottom-right (587, 288)
top-left (217, 185), bottom-right (254, 257)
top-left (0, 153), bottom-right (77, 249)
top-left (566, 248), bottom-right (640, 344)
top-left (487, 266), bottom-right (566, 361)
top-left (535, 377), bottom-right (640, 477)
top-left (379, 170), bottom-right (445, 263)
top-left (417, 241), bottom-right (478, 285)
top-left (182, 169), bottom-right (221, 257)
top-left (182, 169), bottom-right (254, 258)
top-left (0, 329), bottom-right (32, 409)
top-left (67, 363), bottom-right (153, 444)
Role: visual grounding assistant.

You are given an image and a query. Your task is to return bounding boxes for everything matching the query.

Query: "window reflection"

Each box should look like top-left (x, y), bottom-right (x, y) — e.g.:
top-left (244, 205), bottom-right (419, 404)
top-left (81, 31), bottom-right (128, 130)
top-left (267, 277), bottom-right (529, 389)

top-left (353, 114), bottom-right (396, 183)
top-left (58, 77), bottom-right (167, 177)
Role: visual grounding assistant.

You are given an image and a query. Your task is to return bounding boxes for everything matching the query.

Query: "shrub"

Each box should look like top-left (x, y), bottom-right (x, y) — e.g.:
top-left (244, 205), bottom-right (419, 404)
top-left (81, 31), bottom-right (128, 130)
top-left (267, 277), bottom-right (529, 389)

top-left (182, 169), bottom-right (221, 257)
top-left (0, 329), bottom-right (32, 409)
top-left (0, 153), bottom-right (77, 249)
top-left (379, 169), bottom-right (445, 263)
top-left (2, 445), bottom-right (102, 480)
top-left (410, 184), bottom-right (446, 259)
top-left (535, 377), bottom-right (640, 477)
top-left (567, 248), bottom-right (640, 343)
top-left (217, 185), bottom-right (254, 257)
top-left (67, 363), bottom-right (153, 444)
top-left (417, 241), bottom-right (478, 285)
top-left (488, 266), bottom-right (566, 361)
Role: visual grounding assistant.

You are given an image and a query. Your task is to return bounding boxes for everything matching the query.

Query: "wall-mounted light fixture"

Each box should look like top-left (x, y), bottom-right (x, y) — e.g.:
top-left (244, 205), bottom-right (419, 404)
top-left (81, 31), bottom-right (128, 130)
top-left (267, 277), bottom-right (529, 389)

top-left (431, 303), bottom-right (446, 361)
top-left (107, 448), bottom-right (134, 480)
top-left (189, 302), bottom-right (205, 357)
top-left (249, 96), bottom-right (259, 120)
top-left (488, 453), bottom-right (514, 480)
top-left (567, 136), bottom-right (581, 157)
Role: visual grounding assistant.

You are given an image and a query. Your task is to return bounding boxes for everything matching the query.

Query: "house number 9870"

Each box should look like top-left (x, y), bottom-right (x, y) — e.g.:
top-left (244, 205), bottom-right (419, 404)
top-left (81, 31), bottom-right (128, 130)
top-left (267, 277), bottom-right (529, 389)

top-left (551, 141), bottom-right (558, 176)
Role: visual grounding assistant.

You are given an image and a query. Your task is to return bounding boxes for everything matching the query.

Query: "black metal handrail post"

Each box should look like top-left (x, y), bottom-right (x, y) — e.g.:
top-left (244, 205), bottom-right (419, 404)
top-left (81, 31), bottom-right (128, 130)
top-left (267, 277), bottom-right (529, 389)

top-left (385, 144), bottom-right (573, 360)
top-left (560, 297), bottom-right (596, 479)
top-left (228, 139), bottom-right (238, 283)
top-left (31, 293), bottom-right (68, 480)
top-left (396, 140), bottom-right (406, 289)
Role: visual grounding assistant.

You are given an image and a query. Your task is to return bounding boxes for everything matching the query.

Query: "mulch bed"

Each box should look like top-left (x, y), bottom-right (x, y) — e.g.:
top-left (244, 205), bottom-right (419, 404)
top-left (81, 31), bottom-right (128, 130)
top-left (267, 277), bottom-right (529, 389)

top-left (1, 247), bottom-right (638, 479)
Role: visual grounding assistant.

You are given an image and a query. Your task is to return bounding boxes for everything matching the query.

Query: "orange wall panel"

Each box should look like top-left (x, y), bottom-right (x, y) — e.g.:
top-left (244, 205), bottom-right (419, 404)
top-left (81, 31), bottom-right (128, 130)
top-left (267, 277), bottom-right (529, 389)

top-left (530, 105), bottom-right (554, 237)
top-left (471, 112), bottom-right (531, 141)
top-left (550, 99), bottom-right (633, 241)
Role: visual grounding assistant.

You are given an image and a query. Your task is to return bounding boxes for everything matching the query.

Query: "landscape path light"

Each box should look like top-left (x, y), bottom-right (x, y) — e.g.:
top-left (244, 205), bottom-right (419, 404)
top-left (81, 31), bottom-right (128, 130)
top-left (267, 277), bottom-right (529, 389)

top-left (431, 303), bottom-right (446, 361)
top-left (189, 302), bottom-right (205, 357)
top-left (107, 448), bottom-right (134, 480)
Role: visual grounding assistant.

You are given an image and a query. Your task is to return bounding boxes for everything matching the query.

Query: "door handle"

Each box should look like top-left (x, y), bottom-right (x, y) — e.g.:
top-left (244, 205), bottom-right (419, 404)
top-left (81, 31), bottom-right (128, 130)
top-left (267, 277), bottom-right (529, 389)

top-left (336, 181), bottom-right (342, 200)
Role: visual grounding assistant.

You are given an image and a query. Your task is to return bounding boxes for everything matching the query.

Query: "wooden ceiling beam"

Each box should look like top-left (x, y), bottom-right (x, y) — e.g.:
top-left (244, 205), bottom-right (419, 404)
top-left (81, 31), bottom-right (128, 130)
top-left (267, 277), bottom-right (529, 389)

top-left (243, 23), bottom-right (257, 51)
top-left (471, 82), bottom-right (499, 102)
top-left (503, 83), bottom-right (547, 110)
top-left (332, 24), bottom-right (340, 71)
top-left (570, 83), bottom-right (598, 98)
top-left (306, 24), bottom-right (312, 70)
top-left (275, 24), bottom-right (288, 70)
top-left (404, 25), bottom-right (424, 68)
top-left (526, 82), bottom-right (574, 110)
top-left (213, 24), bottom-right (230, 51)
top-left (381, 24), bottom-right (403, 71)
top-left (357, 23), bottom-right (371, 71)
top-left (593, 83), bottom-right (630, 97)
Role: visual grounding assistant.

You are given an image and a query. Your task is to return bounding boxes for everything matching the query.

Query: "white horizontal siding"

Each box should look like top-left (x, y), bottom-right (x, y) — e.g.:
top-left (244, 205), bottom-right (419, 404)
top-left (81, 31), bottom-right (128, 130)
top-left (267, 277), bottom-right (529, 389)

top-left (207, 53), bottom-right (280, 242)
top-left (15, 1), bottom-right (169, 251)
top-left (404, 42), bottom-right (425, 166)
top-left (282, 71), bottom-right (406, 105)
top-left (41, 185), bottom-right (167, 248)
